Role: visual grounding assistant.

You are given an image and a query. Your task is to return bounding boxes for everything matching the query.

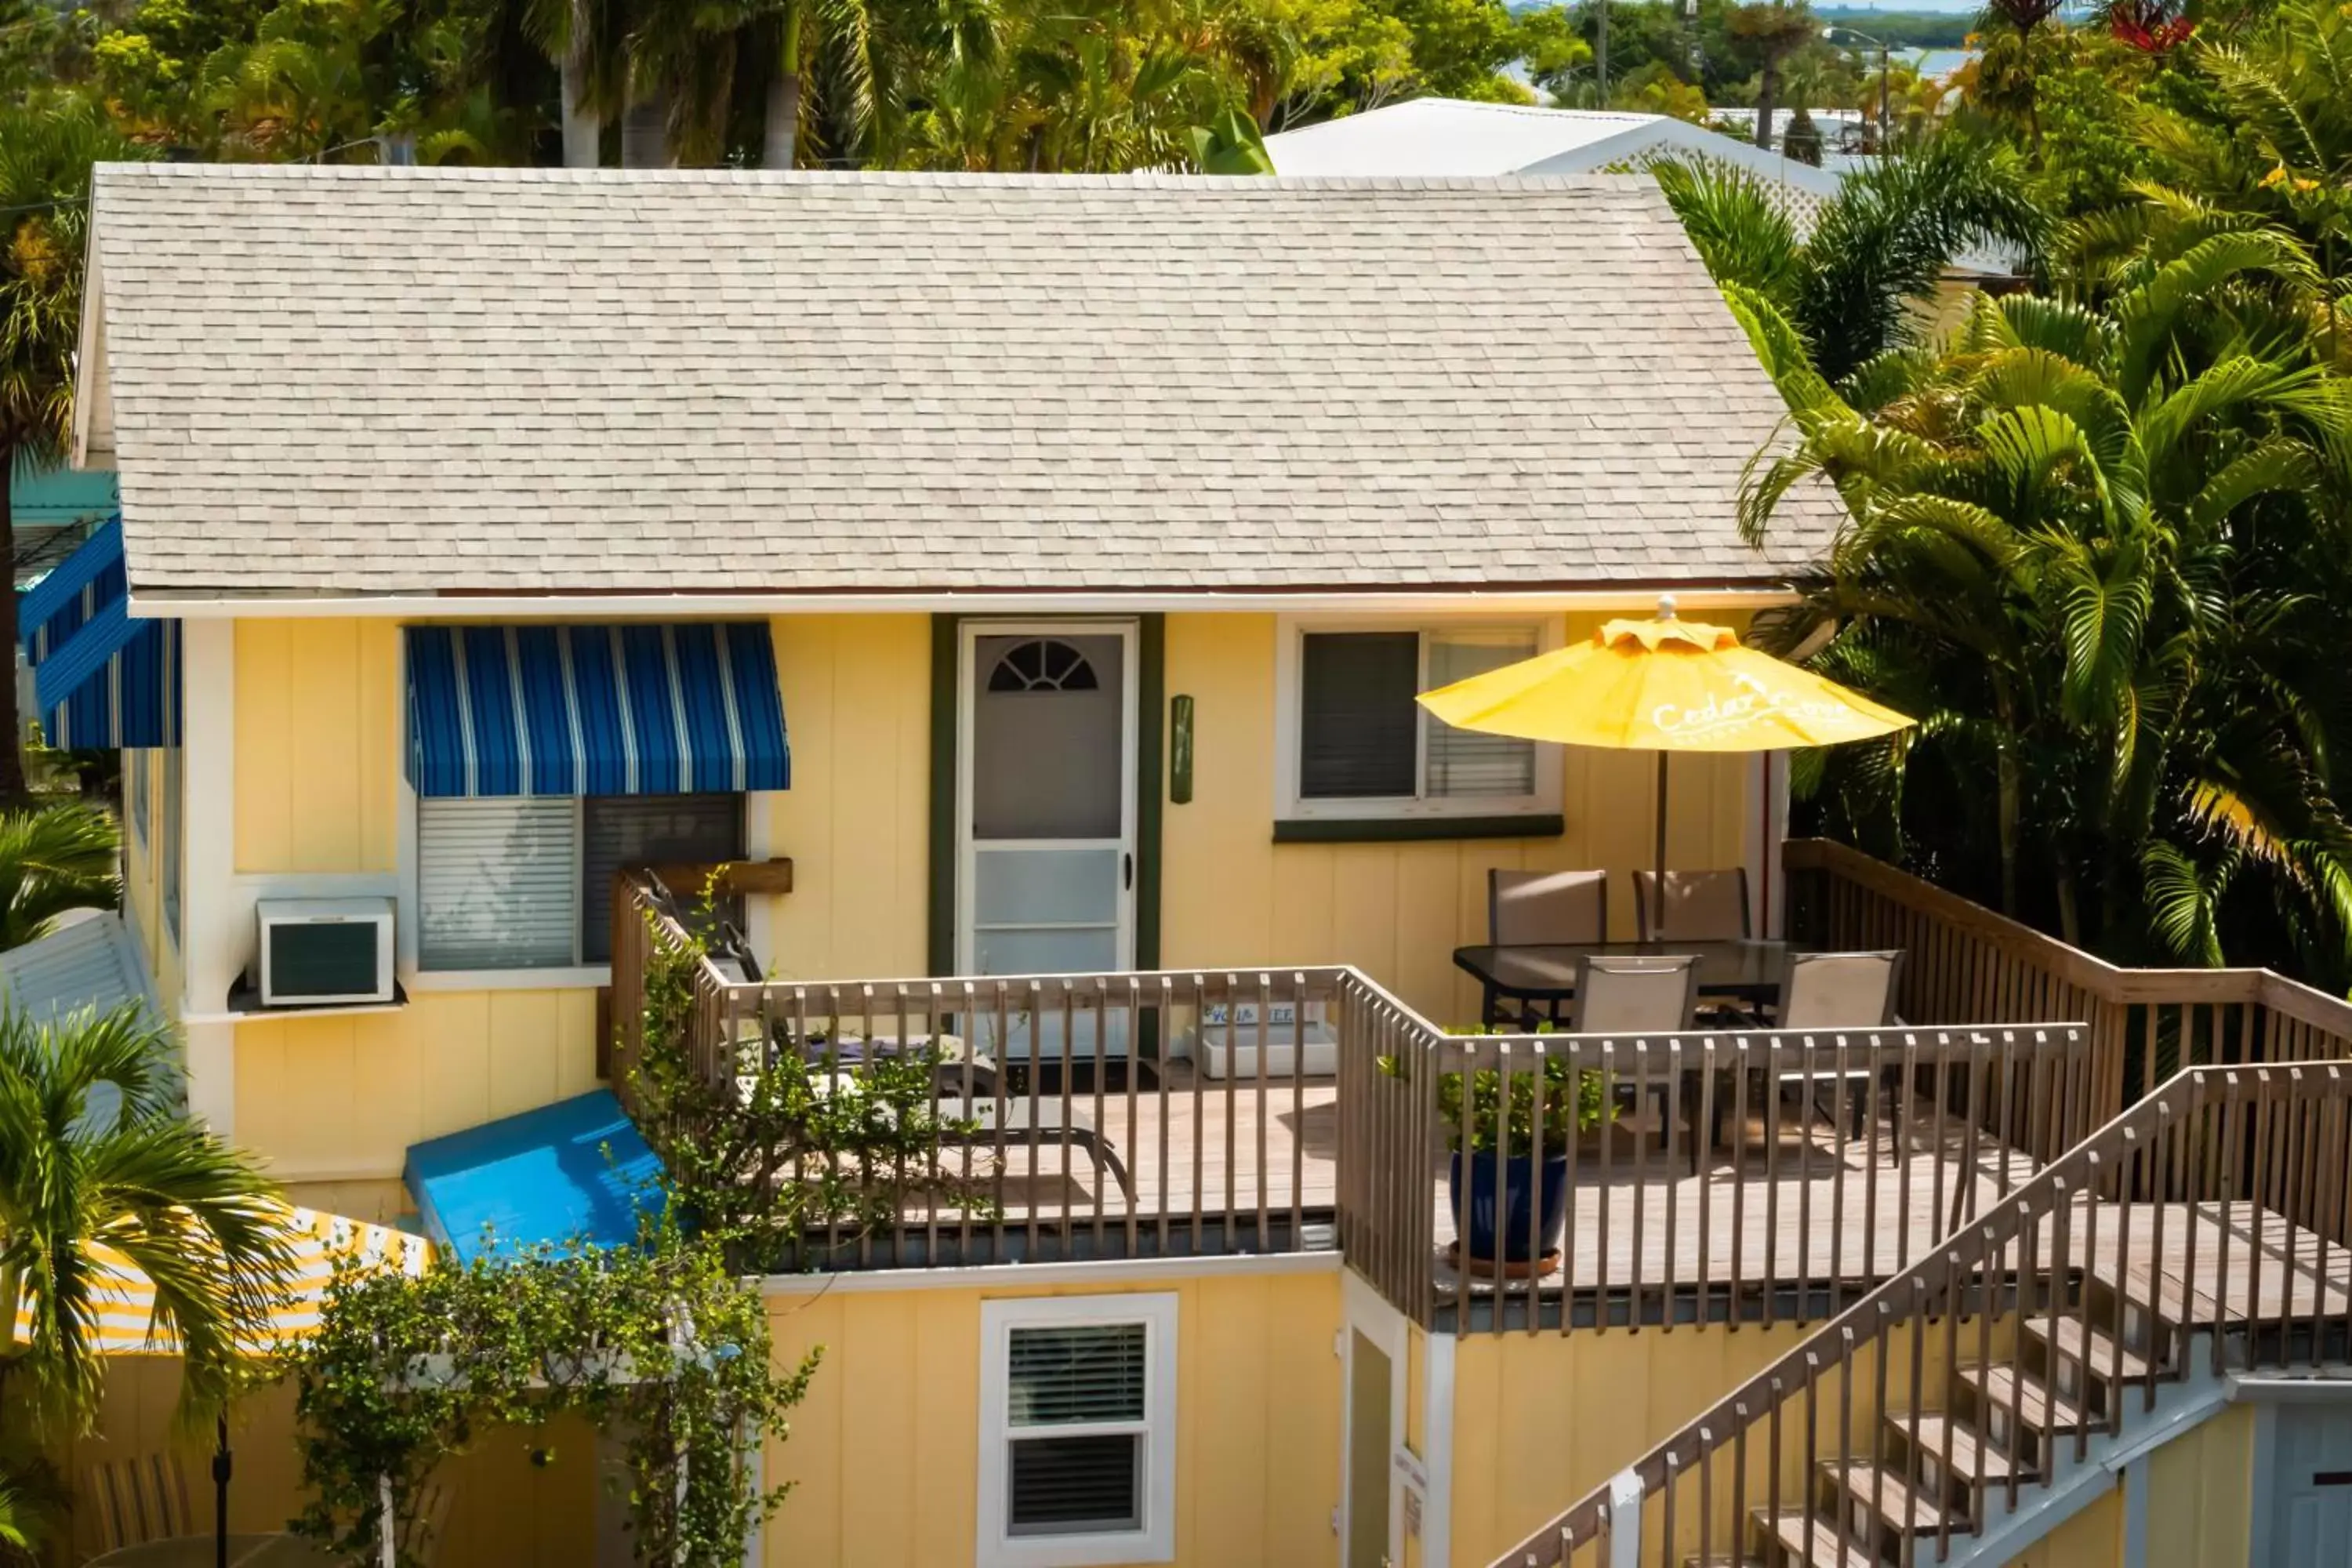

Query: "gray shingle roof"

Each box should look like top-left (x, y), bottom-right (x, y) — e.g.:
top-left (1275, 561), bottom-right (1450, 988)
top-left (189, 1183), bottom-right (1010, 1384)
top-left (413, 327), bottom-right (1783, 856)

top-left (85, 164), bottom-right (1835, 596)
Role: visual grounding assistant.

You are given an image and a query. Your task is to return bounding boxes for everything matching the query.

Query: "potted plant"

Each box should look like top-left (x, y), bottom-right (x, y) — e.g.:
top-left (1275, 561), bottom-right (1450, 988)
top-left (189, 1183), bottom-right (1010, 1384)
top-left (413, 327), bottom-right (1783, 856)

top-left (1385, 1041), bottom-right (1612, 1275)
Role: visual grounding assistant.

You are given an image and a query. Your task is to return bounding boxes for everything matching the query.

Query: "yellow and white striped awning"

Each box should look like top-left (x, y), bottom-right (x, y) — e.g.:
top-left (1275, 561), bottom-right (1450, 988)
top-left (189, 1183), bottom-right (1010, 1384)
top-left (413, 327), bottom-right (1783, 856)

top-left (11, 1203), bottom-right (432, 1357)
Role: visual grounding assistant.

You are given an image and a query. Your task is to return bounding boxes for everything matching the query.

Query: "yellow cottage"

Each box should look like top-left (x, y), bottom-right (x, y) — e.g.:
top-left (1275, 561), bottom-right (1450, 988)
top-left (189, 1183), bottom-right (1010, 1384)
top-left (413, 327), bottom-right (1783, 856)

top-left (54, 162), bottom-right (2352, 1568)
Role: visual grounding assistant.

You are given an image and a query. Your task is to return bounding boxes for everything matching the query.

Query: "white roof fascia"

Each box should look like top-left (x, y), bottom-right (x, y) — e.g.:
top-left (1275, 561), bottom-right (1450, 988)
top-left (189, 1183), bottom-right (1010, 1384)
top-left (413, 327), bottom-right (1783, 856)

top-left (133, 586), bottom-right (1804, 620)
top-left (1523, 120), bottom-right (1846, 199)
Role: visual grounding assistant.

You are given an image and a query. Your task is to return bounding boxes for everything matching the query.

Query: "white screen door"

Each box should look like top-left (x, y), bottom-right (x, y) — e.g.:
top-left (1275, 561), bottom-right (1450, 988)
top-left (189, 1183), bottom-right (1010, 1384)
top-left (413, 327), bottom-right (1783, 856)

top-left (958, 623), bottom-right (1138, 1058)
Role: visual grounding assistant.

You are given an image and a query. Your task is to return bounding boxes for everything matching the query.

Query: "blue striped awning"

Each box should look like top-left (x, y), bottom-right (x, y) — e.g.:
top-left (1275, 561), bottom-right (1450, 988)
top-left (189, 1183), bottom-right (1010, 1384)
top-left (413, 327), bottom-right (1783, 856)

top-left (21, 517), bottom-right (128, 663)
top-left (18, 522), bottom-right (180, 750)
top-left (37, 602), bottom-right (181, 750)
top-left (405, 623), bottom-right (791, 798)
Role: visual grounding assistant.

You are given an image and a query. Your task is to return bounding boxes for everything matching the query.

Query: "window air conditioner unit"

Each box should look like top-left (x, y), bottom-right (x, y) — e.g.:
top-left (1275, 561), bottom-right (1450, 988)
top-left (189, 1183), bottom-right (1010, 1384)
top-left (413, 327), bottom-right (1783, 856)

top-left (256, 898), bottom-right (396, 1007)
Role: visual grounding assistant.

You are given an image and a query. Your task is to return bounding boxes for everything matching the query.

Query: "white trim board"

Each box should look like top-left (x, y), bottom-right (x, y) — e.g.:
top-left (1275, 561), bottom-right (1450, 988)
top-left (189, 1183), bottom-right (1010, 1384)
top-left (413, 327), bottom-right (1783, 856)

top-left (132, 587), bottom-right (1803, 621)
top-left (760, 1249), bottom-right (1338, 1297)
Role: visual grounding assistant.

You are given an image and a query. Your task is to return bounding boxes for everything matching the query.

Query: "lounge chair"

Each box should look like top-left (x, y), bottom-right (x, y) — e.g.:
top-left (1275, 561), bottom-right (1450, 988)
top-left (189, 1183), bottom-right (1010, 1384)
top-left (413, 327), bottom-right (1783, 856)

top-left (84, 1452), bottom-right (194, 1555)
top-left (707, 926), bottom-right (1134, 1201)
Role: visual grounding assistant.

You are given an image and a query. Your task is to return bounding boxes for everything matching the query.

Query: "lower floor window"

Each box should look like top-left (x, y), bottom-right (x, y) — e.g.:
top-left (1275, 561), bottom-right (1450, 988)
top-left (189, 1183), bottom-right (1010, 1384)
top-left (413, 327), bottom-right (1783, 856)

top-left (416, 792), bottom-right (744, 971)
top-left (980, 1294), bottom-right (1177, 1566)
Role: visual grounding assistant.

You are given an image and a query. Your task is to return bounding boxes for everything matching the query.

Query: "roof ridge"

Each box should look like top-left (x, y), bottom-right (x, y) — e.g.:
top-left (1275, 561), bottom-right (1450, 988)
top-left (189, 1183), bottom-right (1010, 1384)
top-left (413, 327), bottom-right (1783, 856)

top-left (93, 161), bottom-right (1660, 193)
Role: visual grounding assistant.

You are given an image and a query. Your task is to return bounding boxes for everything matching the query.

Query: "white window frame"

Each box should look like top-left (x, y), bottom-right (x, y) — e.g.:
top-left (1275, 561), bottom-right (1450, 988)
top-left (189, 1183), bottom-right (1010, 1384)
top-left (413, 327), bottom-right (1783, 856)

top-left (1274, 614), bottom-right (1566, 822)
top-left (126, 748), bottom-right (149, 846)
top-left (400, 788), bottom-right (744, 989)
top-left (977, 1293), bottom-right (1178, 1568)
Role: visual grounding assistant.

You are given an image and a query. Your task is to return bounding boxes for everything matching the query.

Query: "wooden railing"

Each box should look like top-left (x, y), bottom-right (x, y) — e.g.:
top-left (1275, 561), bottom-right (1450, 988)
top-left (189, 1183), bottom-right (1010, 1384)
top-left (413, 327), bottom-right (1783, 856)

top-left (1788, 838), bottom-right (2352, 1121)
top-left (1348, 1008), bottom-right (2091, 1336)
top-left (613, 872), bottom-right (2089, 1319)
top-left (1487, 1058), bottom-right (2352, 1568)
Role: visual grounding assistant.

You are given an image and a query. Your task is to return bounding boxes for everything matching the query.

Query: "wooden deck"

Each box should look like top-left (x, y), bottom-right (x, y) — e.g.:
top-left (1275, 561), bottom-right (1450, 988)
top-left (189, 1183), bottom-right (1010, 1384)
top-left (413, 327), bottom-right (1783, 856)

top-left (895, 1067), bottom-right (2048, 1296)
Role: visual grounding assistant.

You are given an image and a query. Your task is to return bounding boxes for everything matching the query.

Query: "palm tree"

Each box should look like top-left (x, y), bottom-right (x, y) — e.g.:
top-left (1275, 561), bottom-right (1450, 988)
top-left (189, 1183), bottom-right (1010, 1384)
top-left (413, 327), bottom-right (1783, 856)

top-left (1740, 232), bottom-right (2352, 977)
top-left (0, 803), bottom-right (119, 953)
top-left (1727, 0), bottom-right (1816, 153)
top-left (1655, 136), bottom-right (2049, 385)
top-left (0, 1003), bottom-right (293, 1432)
top-left (0, 103), bottom-right (132, 807)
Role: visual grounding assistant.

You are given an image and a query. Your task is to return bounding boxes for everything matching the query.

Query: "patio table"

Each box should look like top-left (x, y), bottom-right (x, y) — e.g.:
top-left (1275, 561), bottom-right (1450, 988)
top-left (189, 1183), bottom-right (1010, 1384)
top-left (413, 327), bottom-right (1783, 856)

top-left (88, 1535), bottom-right (339, 1568)
top-left (1450, 938), bottom-right (1801, 1033)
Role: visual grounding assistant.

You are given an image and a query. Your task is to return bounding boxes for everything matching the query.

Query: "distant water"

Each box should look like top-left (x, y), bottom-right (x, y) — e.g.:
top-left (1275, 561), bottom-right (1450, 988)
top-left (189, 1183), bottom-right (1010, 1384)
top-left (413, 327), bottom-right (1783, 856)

top-left (1909, 47), bottom-right (1978, 78)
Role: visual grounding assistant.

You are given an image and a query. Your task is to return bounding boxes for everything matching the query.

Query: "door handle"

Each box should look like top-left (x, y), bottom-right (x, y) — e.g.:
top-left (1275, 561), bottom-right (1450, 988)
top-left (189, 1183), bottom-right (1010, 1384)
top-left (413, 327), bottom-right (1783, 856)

top-left (1123, 852), bottom-right (1134, 891)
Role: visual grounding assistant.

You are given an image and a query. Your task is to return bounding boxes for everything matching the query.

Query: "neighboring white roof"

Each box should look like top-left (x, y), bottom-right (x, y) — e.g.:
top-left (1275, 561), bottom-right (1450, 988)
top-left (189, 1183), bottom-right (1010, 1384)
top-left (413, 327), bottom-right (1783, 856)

top-left (1266, 100), bottom-right (1845, 201)
top-left (0, 910), bottom-right (162, 1030)
top-left (83, 164), bottom-right (1839, 596)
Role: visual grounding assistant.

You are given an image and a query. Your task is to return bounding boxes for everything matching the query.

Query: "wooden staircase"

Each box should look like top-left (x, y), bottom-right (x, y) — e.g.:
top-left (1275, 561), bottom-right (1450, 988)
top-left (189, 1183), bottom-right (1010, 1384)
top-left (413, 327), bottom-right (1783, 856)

top-left (1693, 1266), bottom-right (2179, 1568)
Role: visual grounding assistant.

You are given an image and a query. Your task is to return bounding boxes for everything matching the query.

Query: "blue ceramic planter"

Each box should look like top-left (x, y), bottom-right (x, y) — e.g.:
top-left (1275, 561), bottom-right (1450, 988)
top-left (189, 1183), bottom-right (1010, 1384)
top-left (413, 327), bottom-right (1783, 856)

top-left (1448, 1149), bottom-right (1571, 1264)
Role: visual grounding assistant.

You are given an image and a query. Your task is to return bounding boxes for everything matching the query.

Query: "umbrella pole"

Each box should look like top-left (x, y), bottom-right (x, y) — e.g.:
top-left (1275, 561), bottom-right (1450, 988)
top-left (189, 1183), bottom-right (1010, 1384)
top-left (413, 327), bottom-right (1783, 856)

top-left (1653, 751), bottom-right (1669, 901)
top-left (214, 1412), bottom-right (232, 1568)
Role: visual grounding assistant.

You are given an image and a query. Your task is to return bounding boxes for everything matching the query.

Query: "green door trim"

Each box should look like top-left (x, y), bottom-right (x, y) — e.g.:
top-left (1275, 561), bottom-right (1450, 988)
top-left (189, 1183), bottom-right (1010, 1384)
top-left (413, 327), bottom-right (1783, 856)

top-left (926, 613), bottom-right (1164, 976)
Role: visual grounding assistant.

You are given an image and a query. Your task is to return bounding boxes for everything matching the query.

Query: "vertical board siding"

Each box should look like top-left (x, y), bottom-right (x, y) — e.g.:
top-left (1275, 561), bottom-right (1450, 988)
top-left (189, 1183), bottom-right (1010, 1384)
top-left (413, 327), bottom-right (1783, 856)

top-left (234, 618), bottom-right (399, 874)
top-left (232, 989), bottom-right (600, 1182)
top-left (70, 1359), bottom-right (595, 1567)
top-left (765, 614), bottom-right (931, 978)
top-left (763, 1270), bottom-right (1344, 1568)
top-left (1161, 612), bottom-right (1759, 1023)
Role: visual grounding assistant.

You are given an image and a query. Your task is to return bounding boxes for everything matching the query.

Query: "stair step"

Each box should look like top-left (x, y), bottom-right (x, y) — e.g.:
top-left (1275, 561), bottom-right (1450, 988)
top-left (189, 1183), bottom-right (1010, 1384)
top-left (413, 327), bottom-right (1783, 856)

top-left (1820, 1461), bottom-right (1947, 1533)
top-left (2036, 1317), bottom-right (2158, 1385)
top-left (1957, 1363), bottom-right (2092, 1441)
top-left (1753, 1510), bottom-right (1878, 1568)
top-left (1887, 1412), bottom-right (2036, 1488)
top-left (1682, 1558), bottom-right (1766, 1568)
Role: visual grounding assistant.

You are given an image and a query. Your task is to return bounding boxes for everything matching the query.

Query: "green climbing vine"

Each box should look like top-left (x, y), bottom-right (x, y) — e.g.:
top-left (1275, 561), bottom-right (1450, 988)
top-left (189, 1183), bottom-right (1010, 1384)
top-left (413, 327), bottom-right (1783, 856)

top-left (627, 888), bottom-right (996, 1273)
top-left (287, 1217), bottom-right (813, 1568)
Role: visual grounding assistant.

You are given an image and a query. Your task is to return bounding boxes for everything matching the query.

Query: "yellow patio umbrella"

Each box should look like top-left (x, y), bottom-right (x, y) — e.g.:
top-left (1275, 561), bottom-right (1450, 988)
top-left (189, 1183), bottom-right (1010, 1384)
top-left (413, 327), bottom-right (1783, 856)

top-left (1417, 597), bottom-right (1914, 896)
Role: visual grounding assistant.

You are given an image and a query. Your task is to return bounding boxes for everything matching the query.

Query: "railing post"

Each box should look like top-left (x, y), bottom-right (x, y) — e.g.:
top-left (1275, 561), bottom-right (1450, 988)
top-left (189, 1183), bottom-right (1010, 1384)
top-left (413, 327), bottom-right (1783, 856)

top-left (1606, 1468), bottom-right (1642, 1568)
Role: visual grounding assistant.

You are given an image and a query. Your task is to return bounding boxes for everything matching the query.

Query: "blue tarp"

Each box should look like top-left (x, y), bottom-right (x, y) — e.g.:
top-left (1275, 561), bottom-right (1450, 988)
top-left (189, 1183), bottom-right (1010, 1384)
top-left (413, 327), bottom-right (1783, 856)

top-left (401, 1090), bottom-right (668, 1264)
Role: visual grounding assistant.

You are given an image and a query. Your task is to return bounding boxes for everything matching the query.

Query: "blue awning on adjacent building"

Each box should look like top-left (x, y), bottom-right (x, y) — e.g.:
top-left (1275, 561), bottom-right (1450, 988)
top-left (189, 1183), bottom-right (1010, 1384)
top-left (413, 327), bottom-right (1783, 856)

top-left (402, 1090), bottom-right (667, 1264)
top-left (38, 609), bottom-right (180, 750)
top-left (405, 622), bottom-right (790, 798)
top-left (18, 521), bottom-right (180, 750)
top-left (21, 517), bottom-right (128, 662)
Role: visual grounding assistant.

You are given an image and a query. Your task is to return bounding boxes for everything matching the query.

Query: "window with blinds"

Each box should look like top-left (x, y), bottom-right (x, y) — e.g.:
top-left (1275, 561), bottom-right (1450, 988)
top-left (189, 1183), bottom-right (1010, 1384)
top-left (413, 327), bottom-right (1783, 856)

top-left (579, 794), bottom-right (743, 963)
top-left (417, 793), bottom-right (746, 972)
top-left (981, 1297), bottom-right (1175, 1565)
top-left (1291, 625), bottom-right (1545, 816)
top-left (417, 797), bottom-right (583, 970)
top-left (162, 744), bottom-right (183, 944)
top-left (1006, 1323), bottom-right (1147, 1536)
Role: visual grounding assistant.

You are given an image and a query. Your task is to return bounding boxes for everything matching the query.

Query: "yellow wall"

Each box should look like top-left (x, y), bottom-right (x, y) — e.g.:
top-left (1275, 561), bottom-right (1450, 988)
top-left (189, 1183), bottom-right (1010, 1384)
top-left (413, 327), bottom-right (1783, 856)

top-left (234, 619), bottom-right (401, 875)
top-left (1448, 1316), bottom-right (1987, 1568)
top-left (1162, 612), bottom-right (1755, 1023)
top-left (233, 990), bottom-right (603, 1185)
top-left (758, 614), bottom-right (931, 978)
top-left (69, 1358), bottom-right (594, 1568)
top-left (2144, 1403), bottom-right (2255, 1568)
top-left (766, 1268), bottom-right (1342, 1568)
top-left (120, 746), bottom-right (180, 1020)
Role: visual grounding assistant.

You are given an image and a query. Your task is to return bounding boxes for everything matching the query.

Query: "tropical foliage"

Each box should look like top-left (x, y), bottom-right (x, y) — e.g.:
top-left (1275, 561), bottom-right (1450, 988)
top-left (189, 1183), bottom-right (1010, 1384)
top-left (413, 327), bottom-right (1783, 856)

top-left (0, 1002), bottom-right (291, 1429)
top-left (0, 802), bottom-right (124, 953)
top-left (1675, 0), bottom-right (2352, 985)
top-left (291, 1219), bottom-right (811, 1568)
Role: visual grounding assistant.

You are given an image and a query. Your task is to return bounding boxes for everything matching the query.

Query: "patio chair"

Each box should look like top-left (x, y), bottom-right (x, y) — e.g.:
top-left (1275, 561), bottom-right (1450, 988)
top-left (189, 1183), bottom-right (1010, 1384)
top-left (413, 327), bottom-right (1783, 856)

top-left (1573, 953), bottom-right (1700, 1149)
top-left (1708, 949), bottom-right (1909, 1163)
top-left (1632, 868), bottom-right (1751, 942)
top-left (84, 1451), bottom-right (194, 1555)
top-left (1488, 868), bottom-right (1607, 946)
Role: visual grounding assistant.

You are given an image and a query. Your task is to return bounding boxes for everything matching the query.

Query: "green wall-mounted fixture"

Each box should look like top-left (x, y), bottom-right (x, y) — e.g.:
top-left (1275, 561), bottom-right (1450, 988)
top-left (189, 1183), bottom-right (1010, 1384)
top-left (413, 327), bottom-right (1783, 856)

top-left (1170, 695), bottom-right (1194, 804)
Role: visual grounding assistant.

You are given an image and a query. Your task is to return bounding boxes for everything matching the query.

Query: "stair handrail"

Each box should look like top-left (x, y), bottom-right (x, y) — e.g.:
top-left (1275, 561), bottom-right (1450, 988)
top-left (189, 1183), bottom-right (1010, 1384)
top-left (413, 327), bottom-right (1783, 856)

top-left (1488, 1055), bottom-right (2352, 1568)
